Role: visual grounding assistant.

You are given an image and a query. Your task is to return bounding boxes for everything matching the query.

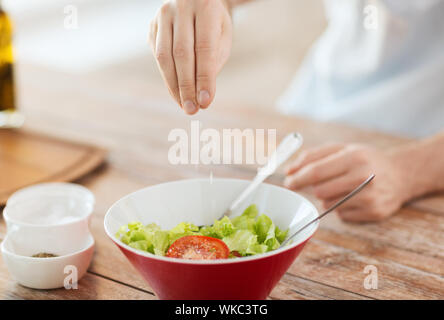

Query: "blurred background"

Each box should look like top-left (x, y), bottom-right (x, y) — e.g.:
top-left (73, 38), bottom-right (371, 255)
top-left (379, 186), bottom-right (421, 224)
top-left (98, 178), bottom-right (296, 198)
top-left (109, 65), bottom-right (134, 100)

top-left (4, 0), bottom-right (326, 110)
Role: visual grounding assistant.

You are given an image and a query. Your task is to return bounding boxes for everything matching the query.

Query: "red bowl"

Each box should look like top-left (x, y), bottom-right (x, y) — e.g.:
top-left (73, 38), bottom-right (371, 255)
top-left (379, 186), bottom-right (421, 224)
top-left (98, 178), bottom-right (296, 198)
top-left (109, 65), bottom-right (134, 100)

top-left (104, 178), bottom-right (319, 300)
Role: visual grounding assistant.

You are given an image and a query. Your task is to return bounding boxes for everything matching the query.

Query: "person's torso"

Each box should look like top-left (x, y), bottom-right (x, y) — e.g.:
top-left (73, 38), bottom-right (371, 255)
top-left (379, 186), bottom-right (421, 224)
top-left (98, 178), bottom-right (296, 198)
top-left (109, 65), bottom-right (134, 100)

top-left (278, 0), bottom-right (444, 137)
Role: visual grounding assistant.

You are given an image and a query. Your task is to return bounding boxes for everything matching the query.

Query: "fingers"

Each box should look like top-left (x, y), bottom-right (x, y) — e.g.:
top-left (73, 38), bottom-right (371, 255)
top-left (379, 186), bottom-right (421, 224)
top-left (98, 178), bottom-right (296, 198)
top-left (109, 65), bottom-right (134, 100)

top-left (217, 16), bottom-right (233, 74)
top-left (151, 0), bottom-right (232, 114)
top-left (284, 148), bottom-right (351, 190)
top-left (173, 6), bottom-right (198, 115)
top-left (312, 172), bottom-right (365, 200)
top-left (321, 178), bottom-right (375, 210)
top-left (195, 6), bottom-right (222, 109)
top-left (148, 19), bottom-right (158, 53)
top-left (286, 144), bottom-right (344, 175)
top-left (154, 11), bottom-right (181, 105)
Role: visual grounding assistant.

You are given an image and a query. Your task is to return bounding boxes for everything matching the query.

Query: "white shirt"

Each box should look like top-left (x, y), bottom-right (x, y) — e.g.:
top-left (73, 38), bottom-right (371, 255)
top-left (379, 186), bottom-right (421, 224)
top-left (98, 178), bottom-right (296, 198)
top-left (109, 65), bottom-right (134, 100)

top-left (277, 0), bottom-right (444, 137)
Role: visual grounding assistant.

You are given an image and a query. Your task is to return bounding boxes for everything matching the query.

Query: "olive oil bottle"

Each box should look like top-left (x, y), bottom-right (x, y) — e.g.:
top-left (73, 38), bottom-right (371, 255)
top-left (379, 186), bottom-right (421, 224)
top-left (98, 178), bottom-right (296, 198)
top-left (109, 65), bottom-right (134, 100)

top-left (0, 3), bottom-right (23, 128)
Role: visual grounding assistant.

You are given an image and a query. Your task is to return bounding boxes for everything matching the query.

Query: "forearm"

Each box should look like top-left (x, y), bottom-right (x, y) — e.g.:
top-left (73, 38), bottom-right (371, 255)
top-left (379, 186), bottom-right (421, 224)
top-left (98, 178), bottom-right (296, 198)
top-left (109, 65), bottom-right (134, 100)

top-left (391, 131), bottom-right (444, 200)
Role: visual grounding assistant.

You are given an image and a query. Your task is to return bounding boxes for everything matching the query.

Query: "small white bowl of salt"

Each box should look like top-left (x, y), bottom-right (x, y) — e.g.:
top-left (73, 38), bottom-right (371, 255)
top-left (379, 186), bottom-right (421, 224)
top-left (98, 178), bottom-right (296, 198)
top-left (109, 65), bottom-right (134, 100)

top-left (1, 183), bottom-right (95, 289)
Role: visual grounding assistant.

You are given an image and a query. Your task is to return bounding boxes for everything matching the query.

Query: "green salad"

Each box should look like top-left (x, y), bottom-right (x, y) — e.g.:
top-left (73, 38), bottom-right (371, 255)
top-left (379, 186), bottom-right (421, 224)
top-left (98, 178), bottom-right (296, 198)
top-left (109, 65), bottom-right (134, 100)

top-left (116, 204), bottom-right (288, 258)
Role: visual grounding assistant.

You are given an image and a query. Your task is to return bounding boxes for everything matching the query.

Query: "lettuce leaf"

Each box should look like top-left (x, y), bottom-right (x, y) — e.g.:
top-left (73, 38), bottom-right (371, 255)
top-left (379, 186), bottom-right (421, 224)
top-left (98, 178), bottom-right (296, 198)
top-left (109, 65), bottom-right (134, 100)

top-left (211, 216), bottom-right (235, 238)
top-left (116, 221), bottom-right (172, 255)
top-left (242, 204), bottom-right (259, 219)
top-left (199, 225), bottom-right (218, 238)
top-left (168, 222), bottom-right (200, 244)
top-left (232, 214), bottom-right (256, 233)
top-left (152, 230), bottom-right (170, 256)
top-left (255, 214), bottom-right (273, 243)
top-left (222, 230), bottom-right (267, 256)
top-left (275, 226), bottom-right (289, 243)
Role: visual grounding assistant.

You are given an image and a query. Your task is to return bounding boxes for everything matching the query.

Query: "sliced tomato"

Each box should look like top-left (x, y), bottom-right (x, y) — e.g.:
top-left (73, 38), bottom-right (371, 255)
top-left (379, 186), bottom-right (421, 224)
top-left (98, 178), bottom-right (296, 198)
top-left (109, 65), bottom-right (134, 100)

top-left (166, 235), bottom-right (229, 260)
top-left (231, 251), bottom-right (242, 258)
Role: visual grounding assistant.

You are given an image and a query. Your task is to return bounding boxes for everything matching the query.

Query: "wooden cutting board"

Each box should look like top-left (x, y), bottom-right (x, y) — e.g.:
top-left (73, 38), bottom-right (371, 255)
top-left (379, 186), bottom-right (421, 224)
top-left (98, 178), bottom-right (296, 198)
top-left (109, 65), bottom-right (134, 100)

top-left (0, 129), bottom-right (106, 205)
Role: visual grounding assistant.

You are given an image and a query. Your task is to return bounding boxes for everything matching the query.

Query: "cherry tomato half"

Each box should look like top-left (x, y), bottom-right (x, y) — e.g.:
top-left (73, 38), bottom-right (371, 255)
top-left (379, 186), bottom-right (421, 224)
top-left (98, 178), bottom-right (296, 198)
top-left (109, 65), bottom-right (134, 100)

top-left (166, 235), bottom-right (230, 260)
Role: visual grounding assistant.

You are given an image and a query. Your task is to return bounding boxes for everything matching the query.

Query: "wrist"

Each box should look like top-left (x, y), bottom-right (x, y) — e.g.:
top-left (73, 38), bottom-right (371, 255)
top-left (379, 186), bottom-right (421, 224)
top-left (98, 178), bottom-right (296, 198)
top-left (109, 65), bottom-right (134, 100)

top-left (388, 141), bottom-right (437, 201)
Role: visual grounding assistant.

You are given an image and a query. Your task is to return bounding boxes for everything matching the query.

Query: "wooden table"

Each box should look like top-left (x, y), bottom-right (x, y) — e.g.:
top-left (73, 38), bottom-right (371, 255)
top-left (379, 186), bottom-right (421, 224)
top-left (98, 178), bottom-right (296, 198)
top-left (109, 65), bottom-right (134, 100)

top-left (0, 62), bottom-right (443, 300)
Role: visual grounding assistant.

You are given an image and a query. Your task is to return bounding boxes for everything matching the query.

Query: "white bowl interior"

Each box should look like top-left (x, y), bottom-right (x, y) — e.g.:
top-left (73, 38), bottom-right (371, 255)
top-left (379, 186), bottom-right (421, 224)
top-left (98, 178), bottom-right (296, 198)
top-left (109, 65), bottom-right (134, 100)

top-left (2, 227), bottom-right (94, 258)
top-left (7, 182), bottom-right (95, 207)
top-left (105, 178), bottom-right (319, 250)
top-left (4, 195), bottom-right (93, 226)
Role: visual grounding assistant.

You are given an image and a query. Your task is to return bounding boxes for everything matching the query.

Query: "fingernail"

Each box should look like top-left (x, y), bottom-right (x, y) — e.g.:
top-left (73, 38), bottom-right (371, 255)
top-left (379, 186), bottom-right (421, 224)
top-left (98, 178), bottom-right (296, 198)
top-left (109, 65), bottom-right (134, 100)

top-left (183, 100), bottom-right (196, 114)
top-left (198, 90), bottom-right (210, 106)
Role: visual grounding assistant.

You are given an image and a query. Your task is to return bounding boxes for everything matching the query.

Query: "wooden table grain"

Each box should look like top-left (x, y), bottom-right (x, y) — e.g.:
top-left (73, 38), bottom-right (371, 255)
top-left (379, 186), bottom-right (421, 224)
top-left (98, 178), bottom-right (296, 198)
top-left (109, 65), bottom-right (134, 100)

top-left (0, 62), bottom-right (443, 300)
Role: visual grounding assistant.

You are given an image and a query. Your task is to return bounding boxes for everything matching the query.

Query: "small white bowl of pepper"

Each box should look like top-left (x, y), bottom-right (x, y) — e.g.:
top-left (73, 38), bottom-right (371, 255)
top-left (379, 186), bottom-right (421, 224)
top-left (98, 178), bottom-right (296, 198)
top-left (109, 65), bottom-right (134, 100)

top-left (1, 183), bottom-right (95, 289)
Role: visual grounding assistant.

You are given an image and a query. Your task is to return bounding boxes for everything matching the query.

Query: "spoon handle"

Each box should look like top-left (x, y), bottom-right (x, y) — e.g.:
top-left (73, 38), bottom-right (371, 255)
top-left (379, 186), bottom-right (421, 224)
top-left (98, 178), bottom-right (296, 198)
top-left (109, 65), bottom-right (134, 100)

top-left (227, 132), bottom-right (303, 214)
top-left (281, 174), bottom-right (375, 247)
